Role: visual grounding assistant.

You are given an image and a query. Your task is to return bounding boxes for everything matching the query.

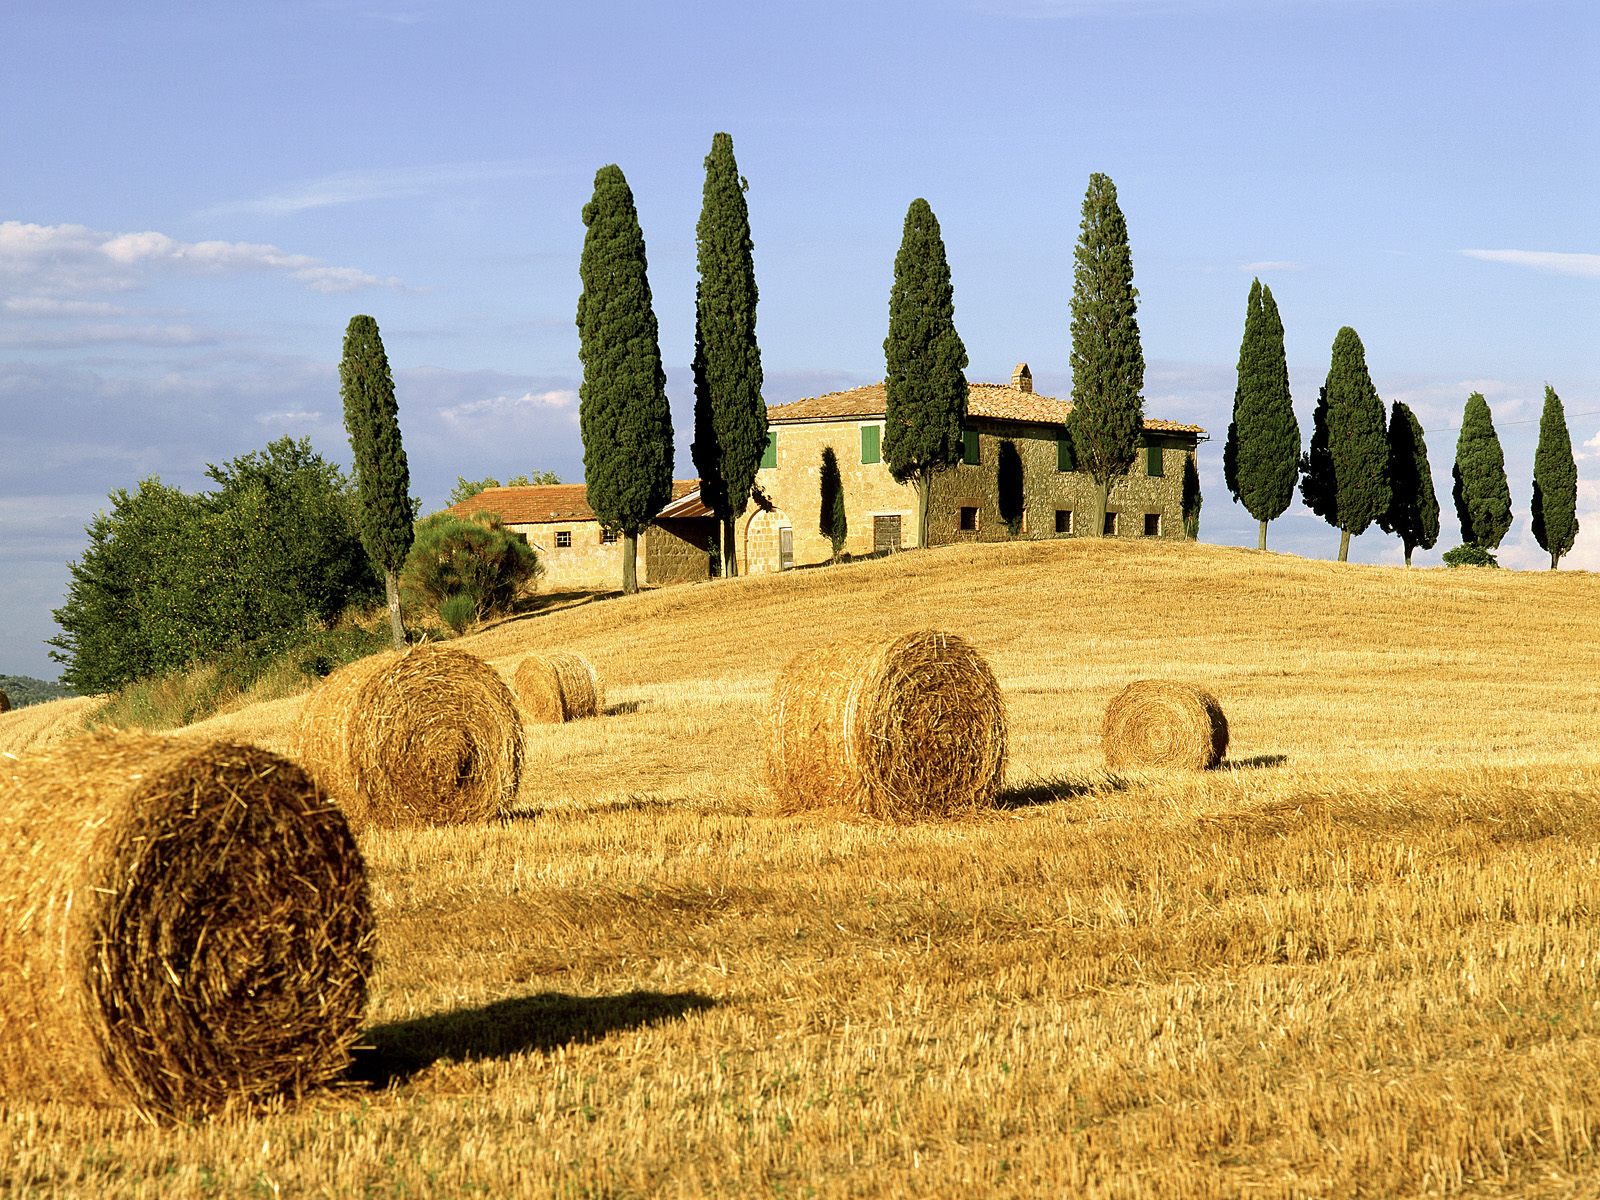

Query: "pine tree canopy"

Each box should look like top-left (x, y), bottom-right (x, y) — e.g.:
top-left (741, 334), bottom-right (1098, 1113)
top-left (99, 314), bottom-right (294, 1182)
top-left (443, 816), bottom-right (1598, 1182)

top-left (577, 163), bottom-right (674, 538)
top-left (1377, 400), bottom-right (1439, 561)
top-left (1451, 391), bottom-right (1512, 550)
top-left (883, 197), bottom-right (968, 485)
top-left (1323, 326), bottom-right (1389, 538)
top-left (691, 132), bottom-right (766, 526)
top-left (1532, 384), bottom-right (1578, 565)
top-left (339, 314), bottom-right (414, 573)
top-left (1068, 172), bottom-right (1144, 487)
top-left (1228, 279), bottom-right (1299, 523)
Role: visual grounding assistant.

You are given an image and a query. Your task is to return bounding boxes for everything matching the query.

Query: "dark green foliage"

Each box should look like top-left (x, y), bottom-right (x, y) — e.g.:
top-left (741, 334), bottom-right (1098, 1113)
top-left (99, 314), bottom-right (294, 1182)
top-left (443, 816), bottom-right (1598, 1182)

top-left (1377, 401), bottom-right (1439, 566)
top-left (1443, 543), bottom-right (1500, 568)
top-left (339, 315), bottom-right (414, 572)
top-left (690, 133), bottom-right (767, 577)
top-left (1452, 392), bottom-right (1512, 550)
top-left (577, 164), bottom-right (674, 593)
top-left (400, 510), bottom-right (541, 625)
top-left (1532, 385), bottom-right (1578, 568)
top-left (1069, 173), bottom-right (1145, 533)
top-left (819, 447), bottom-right (848, 560)
top-left (1298, 328), bottom-right (1388, 560)
top-left (1225, 280), bottom-right (1299, 547)
top-left (449, 472), bottom-right (561, 507)
top-left (883, 198), bottom-right (968, 548)
top-left (997, 441), bottom-right (1025, 536)
top-left (1056, 412), bottom-right (1078, 473)
top-left (1182, 454), bottom-right (1203, 539)
top-left (0, 674), bottom-right (74, 706)
top-left (49, 438), bottom-right (378, 694)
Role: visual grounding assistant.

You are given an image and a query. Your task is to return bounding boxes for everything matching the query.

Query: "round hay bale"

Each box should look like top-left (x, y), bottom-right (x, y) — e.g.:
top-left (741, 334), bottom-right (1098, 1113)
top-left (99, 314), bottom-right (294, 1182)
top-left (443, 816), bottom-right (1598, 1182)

top-left (765, 629), bottom-right (1007, 819)
top-left (293, 644), bottom-right (522, 829)
top-left (513, 652), bottom-right (603, 723)
top-left (1101, 679), bottom-right (1229, 770)
top-left (0, 732), bottom-right (373, 1121)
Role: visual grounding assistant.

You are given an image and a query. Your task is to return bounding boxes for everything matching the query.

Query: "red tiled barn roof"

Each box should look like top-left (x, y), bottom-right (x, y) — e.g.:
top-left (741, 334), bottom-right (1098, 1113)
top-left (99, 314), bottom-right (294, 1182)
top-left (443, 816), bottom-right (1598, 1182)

top-left (443, 479), bottom-right (702, 525)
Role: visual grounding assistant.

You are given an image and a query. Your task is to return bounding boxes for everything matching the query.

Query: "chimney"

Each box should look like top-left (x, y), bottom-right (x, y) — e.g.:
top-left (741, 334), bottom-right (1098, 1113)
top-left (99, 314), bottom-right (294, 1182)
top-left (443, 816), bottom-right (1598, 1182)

top-left (1011, 362), bottom-right (1033, 393)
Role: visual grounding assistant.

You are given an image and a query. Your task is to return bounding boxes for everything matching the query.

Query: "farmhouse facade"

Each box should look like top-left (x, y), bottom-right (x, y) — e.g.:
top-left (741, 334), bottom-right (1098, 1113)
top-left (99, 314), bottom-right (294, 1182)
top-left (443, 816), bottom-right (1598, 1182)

top-left (739, 364), bottom-right (1205, 574)
top-left (442, 480), bottom-right (713, 591)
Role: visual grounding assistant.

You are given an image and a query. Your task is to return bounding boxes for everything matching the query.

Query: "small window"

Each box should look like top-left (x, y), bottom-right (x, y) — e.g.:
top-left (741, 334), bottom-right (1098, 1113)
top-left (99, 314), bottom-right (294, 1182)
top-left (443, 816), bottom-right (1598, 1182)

top-left (962, 429), bottom-right (980, 466)
top-left (760, 431), bottom-right (777, 469)
top-left (958, 506), bottom-right (979, 531)
top-left (1054, 509), bottom-right (1072, 535)
top-left (861, 424), bottom-right (881, 465)
top-left (1103, 512), bottom-right (1118, 537)
top-left (1146, 443), bottom-right (1164, 477)
top-left (1057, 435), bottom-right (1075, 473)
top-left (600, 527), bottom-right (618, 544)
top-left (555, 530), bottom-right (572, 548)
top-left (1143, 513), bottom-right (1161, 537)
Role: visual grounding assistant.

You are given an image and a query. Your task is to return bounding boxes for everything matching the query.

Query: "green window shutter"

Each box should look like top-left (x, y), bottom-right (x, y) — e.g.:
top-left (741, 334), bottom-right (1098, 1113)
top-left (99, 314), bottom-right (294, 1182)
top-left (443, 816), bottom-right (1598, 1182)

top-left (761, 431), bottom-right (777, 469)
top-left (1146, 442), bottom-right (1164, 477)
top-left (861, 424), bottom-right (880, 465)
top-left (1057, 435), bottom-right (1075, 472)
top-left (962, 429), bottom-right (980, 465)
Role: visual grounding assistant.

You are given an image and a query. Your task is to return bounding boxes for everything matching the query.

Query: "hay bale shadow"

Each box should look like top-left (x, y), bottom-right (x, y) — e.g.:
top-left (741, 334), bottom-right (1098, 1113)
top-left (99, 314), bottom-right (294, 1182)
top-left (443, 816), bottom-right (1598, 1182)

top-left (1220, 753), bottom-right (1288, 771)
top-left (997, 775), bottom-right (1127, 810)
top-left (349, 989), bottom-right (717, 1088)
top-left (605, 699), bottom-right (645, 716)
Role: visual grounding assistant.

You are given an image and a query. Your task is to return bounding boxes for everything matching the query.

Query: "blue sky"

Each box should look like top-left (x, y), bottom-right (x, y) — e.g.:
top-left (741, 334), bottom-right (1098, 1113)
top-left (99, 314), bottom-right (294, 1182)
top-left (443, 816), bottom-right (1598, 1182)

top-left (2, 0), bottom-right (1595, 679)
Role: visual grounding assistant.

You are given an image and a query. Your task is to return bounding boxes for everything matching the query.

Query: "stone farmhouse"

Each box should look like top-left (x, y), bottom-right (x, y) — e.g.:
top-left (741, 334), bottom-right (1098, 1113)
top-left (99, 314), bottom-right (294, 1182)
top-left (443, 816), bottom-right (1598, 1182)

top-left (739, 364), bottom-right (1206, 574)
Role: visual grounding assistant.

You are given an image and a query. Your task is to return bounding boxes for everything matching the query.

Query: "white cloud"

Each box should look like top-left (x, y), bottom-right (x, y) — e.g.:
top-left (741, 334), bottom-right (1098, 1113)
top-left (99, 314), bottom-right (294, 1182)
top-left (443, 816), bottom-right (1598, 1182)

top-left (0, 323), bottom-right (216, 348)
top-left (255, 409), bottom-right (326, 427)
top-left (438, 389), bottom-right (578, 424)
top-left (1241, 261), bottom-right (1303, 273)
top-left (3, 297), bottom-right (128, 317)
top-left (206, 162), bottom-right (540, 218)
top-left (1461, 249), bottom-right (1600, 279)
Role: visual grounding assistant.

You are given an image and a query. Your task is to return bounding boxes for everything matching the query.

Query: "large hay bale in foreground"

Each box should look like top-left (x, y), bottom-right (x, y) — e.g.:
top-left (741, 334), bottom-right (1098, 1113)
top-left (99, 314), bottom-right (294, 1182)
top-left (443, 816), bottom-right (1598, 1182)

top-left (0, 733), bottom-right (373, 1121)
top-left (766, 629), bottom-right (1007, 819)
top-left (293, 644), bottom-right (522, 829)
top-left (513, 652), bottom-right (603, 723)
top-left (1102, 679), bottom-right (1229, 770)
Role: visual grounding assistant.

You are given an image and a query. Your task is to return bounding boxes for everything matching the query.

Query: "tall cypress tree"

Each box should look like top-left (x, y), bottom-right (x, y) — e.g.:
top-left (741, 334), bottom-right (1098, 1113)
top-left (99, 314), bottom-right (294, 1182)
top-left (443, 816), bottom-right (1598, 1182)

top-left (339, 314), bottom-right (413, 646)
top-left (1298, 327), bottom-right (1387, 561)
top-left (1225, 279), bottom-right (1299, 550)
top-left (1377, 400), bottom-right (1439, 567)
top-left (883, 197), bottom-right (968, 548)
top-left (576, 164), bottom-right (674, 595)
top-left (1069, 173), bottom-right (1145, 536)
top-left (1452, 391), bottom-right (1512, 551)
top-left (1532, 384), bottom-right (1578, 569)
top-left (690, 132), bottom-right (766, 579)
top-left (819, 446), bottom-right (847, 561)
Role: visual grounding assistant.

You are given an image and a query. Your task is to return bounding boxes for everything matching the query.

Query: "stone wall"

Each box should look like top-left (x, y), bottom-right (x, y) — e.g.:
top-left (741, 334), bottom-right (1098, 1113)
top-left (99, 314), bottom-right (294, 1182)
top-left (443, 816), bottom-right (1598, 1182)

top-left (509, 518), bottom-right (712, 591)
top-left (647, 518), bottom-right (714, 584)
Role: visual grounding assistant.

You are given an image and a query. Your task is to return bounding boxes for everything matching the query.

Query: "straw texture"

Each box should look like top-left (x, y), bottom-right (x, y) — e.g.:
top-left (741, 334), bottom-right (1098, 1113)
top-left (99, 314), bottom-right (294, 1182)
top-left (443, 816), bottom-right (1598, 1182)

top-left (0, 732), bottom-right (373, 1121)
top-left (766, 629), bottom-right (1007, 819)
top-left (1101, 679), bottom-right (1229, 770)
top-left (293, 645), bottom-right (523, 829)
top-left (513, 652), bottom-right (603, 723)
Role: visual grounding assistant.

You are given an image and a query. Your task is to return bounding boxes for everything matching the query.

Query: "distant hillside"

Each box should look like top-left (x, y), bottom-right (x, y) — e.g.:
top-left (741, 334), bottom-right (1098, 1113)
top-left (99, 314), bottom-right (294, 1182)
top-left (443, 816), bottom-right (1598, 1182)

top-left (0, 674), bottom-right (74, 708)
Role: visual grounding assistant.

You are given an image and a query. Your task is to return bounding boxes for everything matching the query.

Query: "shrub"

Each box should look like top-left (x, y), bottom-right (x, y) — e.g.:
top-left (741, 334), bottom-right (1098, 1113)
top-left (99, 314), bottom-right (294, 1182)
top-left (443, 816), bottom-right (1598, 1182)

top-left (438, 594), bottom-right (478, 636)
top-left (400, 511), bottom-right (541, 622)
top-left (1442, 543), bottom-right (1500, 568)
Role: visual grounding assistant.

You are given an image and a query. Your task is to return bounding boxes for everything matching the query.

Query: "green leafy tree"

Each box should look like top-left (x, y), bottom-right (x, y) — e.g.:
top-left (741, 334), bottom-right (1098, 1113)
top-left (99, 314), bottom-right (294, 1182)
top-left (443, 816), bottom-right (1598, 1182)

top-left (340, 314), bottom-right (414, 645)
top-left (1069, 172), bottom-right (1145, 537)
top-left (690, 132), bottom-right (767, 578)
top-left (1452, 391), bottom-right (1512, 551)
top-left (1377, 401), bottom-right (1439, 566)
top-left (577, 164), bottom-right (675, 595)
top-left (400, 510), bottom-right (542, 628)
top-left (997, 440), bottom-right (1025, 536)
top-left (449, 472), bottom-right (561, 507)
top-left (883, 198), bottom-right (968, 548)
top-left (1298, 327), bottom-right (1388, 561)
top-left (1532, 385), bottom-right (1578, 569)
top-left (819, 446), bottom-right (848, 561)
top-left (1224, 279), bottom-right (1299, 549)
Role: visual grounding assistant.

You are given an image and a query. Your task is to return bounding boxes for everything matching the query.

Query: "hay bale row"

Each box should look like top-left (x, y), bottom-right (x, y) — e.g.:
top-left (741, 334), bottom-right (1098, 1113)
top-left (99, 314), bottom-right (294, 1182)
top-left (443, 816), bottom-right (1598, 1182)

top-left (293, 644), bottom-right (522, 830)
top-left (513, 652), bottom-right (603, 723)
top-left (1101, 679), bottom-right (1229, 770)
top-left (0, 733), bottom-right (373, 1121)
top-left (765, 629), bottom-right (1007, 820)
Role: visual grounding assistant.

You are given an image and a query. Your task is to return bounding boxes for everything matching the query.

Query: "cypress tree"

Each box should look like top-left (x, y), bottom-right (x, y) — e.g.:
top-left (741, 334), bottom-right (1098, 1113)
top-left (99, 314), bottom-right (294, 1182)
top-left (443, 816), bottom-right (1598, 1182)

top-left (576, 164), bottom-right (674, 595)
top-left (1069, 173), bottom-right (1145, 536)
top-left (1298, 327), bottom-right (1387, 561)
top-left (339, 314), bottom-right (413, 646)
top-left (883, 197), bottom-right (968, 548)
top-left (1532, 384), bottom-right (1577, 568)
top-left (1377, 401), bottom-right (1439, 567)
top-left (997, 440), bottom-right (1025, 536)
top-left (1182, 453), bottom-right (1203, 539)
top-left (1225, 279), bottom-right (1299, 550)
top-left (1452, 392), bottom-right (1512, 551)
top-left (690, 132), bottom-right (766, 579)
top-left (819, 446), bottom-right (847, 561)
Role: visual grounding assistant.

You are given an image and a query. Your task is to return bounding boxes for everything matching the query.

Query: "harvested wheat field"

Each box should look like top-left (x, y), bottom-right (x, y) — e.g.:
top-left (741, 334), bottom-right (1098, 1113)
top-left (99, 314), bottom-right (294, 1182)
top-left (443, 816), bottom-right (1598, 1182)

top-left (7, 538), bottom-right (1600, 1197)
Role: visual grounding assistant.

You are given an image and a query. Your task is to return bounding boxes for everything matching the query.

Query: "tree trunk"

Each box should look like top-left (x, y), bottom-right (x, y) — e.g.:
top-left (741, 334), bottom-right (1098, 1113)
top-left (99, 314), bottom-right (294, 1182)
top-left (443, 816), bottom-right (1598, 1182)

top-left (1404, 544), bottom-right (1414, 567)
top-left (1090, 479), bottom-right (1110, 537)
top-left (384, 567), bottom-right (406, 648)
top-left (915, 473), bottom-right (931, 549)
top-left (1552, 551), bottom-right (1561, 570)
top-left (722, 514), bottom-right (738, 578)
top-left (1338, 528), bottom-right (1351, 562)
top-left (622, 531), bottom-right (639, 594)
top-left (1257, 519), bottom-right (1268, 551)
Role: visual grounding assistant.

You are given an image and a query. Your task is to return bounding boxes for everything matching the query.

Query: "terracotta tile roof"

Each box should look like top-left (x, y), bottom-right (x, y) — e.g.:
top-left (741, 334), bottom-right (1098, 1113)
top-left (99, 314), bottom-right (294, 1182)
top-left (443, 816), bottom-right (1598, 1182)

top-left (444, 479), bottom-right (702, 525)
top-left (766, 381), bottom-right (1205, 436)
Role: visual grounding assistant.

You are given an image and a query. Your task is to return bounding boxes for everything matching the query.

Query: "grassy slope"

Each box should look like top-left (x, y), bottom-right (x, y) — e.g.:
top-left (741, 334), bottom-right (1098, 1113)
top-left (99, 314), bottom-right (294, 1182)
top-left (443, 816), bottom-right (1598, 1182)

top-left (6, 538), bottom-right (1600, 1198)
